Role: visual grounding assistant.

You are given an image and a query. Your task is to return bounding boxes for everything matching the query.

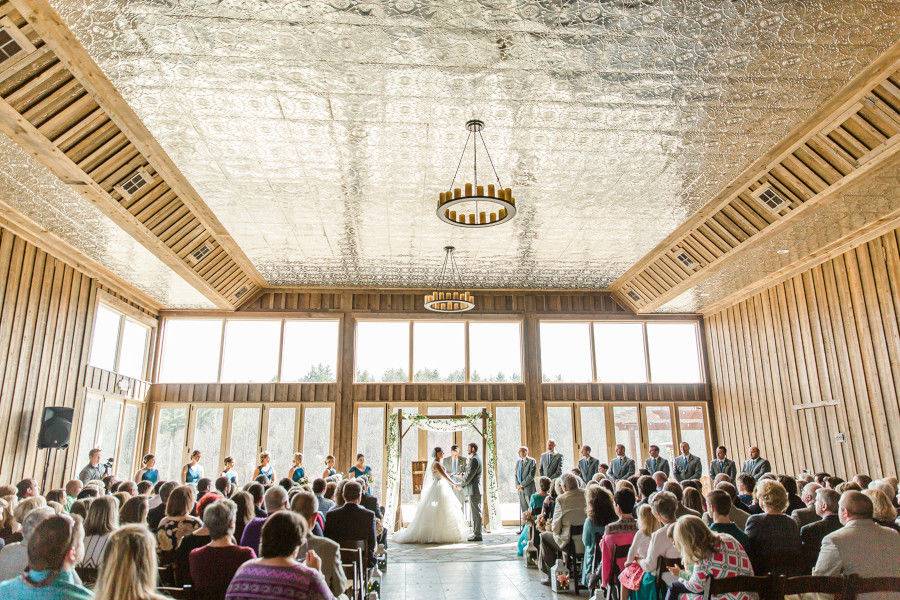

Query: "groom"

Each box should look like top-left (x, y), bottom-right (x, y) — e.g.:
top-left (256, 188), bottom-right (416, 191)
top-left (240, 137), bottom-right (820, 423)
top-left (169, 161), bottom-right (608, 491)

top-left (461, 442), bottom-right (483, 542)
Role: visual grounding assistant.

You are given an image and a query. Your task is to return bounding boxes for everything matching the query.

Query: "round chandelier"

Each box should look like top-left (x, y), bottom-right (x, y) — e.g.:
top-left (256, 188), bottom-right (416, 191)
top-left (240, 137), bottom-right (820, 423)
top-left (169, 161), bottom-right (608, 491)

top-left (423, 246), bottom-right (475, 313)
top-left (436, 119), bottom-right (516, 228)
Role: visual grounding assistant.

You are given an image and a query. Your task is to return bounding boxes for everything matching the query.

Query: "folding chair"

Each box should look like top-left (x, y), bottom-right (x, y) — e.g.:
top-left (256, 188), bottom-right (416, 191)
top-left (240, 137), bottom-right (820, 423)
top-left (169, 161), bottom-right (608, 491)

top-left (563, 524), bottom-right (586, 594)
top-left (847, 575), bottom-right (900, 599)
top-left (706, 574), bottom-right (777, 600)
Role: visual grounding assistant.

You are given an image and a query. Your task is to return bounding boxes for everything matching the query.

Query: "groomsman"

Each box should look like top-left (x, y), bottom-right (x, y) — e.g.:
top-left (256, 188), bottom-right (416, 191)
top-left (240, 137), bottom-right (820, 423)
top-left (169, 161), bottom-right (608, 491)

top-left (443, 445), bottom-right (468, 504)
top-left (673, 441), bottom-right (702, 482)
top-left (609, 444), bottom-right (635, 481)
top-left (741, 446), bottom-right (772, 479)
top-left (710, 446), bottom-right (737, 480)
top-left (539, 439), bottom-right (563, 481)
top-left (515, 447), bottom-right (537, 512)
top-left (577, 445), bottom-right (600, 483)
top-left (644, 445), bottom-right (670, 477)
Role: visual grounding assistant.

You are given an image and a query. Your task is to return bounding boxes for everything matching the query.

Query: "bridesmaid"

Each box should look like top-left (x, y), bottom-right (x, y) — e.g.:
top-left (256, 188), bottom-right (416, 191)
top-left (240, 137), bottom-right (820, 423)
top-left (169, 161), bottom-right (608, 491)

top-left (322, 455), bottom-right (337, 479)
top-left (134, 454), bottom-right (158, 484)
top-left (252, 452), bottom-right (275, 483)
top-left (348, 453), bottom-right (372, 480)
top-left (221, 456), bottom-right (238, 485)
top-left (288, 453), bottom-right (306, 484)
top-left (181, 450), bottom-right (203, 485)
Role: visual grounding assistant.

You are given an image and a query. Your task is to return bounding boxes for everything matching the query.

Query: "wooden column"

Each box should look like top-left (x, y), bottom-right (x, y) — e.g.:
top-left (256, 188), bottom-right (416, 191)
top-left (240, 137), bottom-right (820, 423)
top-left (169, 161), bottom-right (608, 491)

top-left (522, 314), bottom-right (545, 455)
top-left (335, 293), bottom-right (355, 471)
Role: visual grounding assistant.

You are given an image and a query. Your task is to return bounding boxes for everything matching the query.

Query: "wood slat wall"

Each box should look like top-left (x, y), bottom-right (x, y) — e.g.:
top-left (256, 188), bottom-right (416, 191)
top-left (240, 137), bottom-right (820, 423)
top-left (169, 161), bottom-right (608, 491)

top-left (0, 224), bottom-right (157, 488)
top-left (705, 228), bottom-right (900, 478)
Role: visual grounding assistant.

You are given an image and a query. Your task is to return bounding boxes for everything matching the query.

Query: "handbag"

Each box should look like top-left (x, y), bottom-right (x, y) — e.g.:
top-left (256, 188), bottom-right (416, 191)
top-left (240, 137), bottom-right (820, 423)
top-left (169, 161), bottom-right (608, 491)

top-left (618, 561), bottom-right (644, 591)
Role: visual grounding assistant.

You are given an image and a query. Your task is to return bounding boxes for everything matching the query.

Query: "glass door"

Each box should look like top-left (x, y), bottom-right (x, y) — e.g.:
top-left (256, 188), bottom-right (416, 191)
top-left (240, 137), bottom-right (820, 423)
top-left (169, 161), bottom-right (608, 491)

top-left (191, 407), bottom-right (225, 480)
top-left (266, 406), bottom-right (298, 480)
top-left (154, 406), bottom-right (189, 481)
top-left (677, 405), bottom-right (711, 478)
top-left (612, 406), bottom-right (642, 462)
top-left (494, 405), bottom-right (524, 522)
top-left (301, 405), bottom-right (333, 479)
top-left (229, 407), bottom-right (262, 484)
top-left (643, 405), bottom-right (676, 466)
top-left (578, 405), bottom-right (609, 464)
top-left (116, 404), bottom-right (140, 480)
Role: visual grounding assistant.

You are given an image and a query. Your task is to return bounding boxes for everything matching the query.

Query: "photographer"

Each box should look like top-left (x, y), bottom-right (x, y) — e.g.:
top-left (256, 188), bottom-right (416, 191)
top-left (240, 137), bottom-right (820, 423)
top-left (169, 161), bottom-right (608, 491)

top-left (77, 448), bottom-right (113, 484)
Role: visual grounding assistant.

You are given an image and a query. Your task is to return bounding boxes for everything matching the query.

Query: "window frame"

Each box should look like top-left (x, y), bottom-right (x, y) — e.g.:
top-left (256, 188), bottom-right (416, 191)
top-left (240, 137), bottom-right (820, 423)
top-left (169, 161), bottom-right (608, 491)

top-left (87, 291), bottom-right (155, 381)
top-left (353, 316), bottom-right (525, 384)
top-left (157, 316), bottom-right (341, 384)
top-left (73, 390), bottom-right (145, 479)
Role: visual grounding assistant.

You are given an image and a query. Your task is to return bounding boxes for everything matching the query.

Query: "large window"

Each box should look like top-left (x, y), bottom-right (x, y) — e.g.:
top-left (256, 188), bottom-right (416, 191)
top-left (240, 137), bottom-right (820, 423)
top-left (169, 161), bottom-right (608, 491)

top-left (355, 406), bottom-right (386, 498)
top-left (355, 319), bottom-right (523, 383)
top-left (229, 407), bottom-right (262, 483)
top-left (539, 320), bottom-right (702, 383)
top-left (678, 405), bottom-right (709, 476)
top-left (159, 318), bottom-right (339, 383)
top-left (75, 392), bottom-right (144, 479)
top-left (154, 406), bottom-right (188, 481)
top-left (88, 301), bottom-right (151, 379)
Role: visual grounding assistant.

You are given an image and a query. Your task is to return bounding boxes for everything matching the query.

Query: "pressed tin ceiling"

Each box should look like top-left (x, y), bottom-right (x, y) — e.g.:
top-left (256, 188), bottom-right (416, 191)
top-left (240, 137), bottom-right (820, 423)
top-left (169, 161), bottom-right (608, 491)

top-left (0, 134), bottom-right (216, 309)
top-left (48, 0), bottom-right (899, 290)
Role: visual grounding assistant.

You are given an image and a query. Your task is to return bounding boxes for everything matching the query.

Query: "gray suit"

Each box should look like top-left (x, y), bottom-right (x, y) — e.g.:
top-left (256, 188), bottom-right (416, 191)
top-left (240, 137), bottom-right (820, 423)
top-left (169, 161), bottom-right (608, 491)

top-left (673, 453), bottom-right (702, 481)
top-left (609, 456), bottom-right (635, 481)
top-left (791, 505), bottom-right (821, 529)
top-left (515, 456), bottom-right (537, 512)
top-left (578, 456), bottom-right (599, 482)
top-left (462, 453), bottom-right (482, 539)
top-left (307, 533), bottom-right (349, 597)
top-left (741, 457), bottom-right (771, 479)
top-left (645, 456), bottom-right (670, 477)
top-left (710, 458), bottom-right (737, 480)
top-left (539, 451), bottom-right (563, 480)
top-left (813, 519), bottom-right (900, 600)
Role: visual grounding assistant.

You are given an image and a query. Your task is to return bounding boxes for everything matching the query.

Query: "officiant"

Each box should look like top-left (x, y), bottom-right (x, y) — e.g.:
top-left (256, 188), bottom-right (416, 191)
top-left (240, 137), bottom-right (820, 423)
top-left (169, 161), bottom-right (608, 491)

top-left (443, 444), bottom-right (468, 505)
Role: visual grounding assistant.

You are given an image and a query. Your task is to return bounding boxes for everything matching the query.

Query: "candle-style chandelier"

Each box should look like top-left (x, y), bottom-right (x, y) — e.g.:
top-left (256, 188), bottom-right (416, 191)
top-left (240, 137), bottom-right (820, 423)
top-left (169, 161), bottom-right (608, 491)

top-left (423, 246), bottom-right (475, 313)
top-left (436, 119), bottom-right (516, 228)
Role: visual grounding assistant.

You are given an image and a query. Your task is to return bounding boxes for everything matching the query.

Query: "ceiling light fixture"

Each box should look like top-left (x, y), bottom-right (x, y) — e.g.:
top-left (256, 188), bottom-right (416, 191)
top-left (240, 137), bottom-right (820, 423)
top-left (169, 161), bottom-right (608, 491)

top-left (424, 246), bottom-right (474, 313)
top-left (437, 119), bottom-right (516, 228)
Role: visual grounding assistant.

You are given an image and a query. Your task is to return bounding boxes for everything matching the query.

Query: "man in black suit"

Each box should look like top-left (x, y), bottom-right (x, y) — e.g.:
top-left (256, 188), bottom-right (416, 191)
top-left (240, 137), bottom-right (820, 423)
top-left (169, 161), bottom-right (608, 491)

top-left (323, 480), bottom-right (377, 568)
top-left (357, 478), bottom-right (386, 547)
top-left (799, 488), bottom-right (842, 574)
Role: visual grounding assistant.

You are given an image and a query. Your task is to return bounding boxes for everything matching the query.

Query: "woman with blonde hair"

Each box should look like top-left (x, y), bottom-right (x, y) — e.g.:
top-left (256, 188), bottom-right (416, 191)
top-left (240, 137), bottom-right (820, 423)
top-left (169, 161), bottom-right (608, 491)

top-left (0, 495), bottom-right (21, 543)
top-left (93, 524), bottom-right (168, 600)
top-left (862, 488), bottom-right (900, 532)
top-left (252, 452), bottom-right (275, 484)
top-left (618, 503), bottom-right (663, 599)
top-left (745, 479), bottom-right (801, 575)
top-left (666, 515), bottom-right (754, 600)
top-left (80, 495), bottom-right (118, 568)
top-left (288, 452), bottom-right (306, 484)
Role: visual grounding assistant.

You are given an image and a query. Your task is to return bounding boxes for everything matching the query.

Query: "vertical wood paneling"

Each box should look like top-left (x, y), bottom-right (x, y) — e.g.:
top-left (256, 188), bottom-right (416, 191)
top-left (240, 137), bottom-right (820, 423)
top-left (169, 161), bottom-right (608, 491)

top-left (705, 228), bottom-right (900, 478)
top-left (0, 226), bottom-right (157, 488)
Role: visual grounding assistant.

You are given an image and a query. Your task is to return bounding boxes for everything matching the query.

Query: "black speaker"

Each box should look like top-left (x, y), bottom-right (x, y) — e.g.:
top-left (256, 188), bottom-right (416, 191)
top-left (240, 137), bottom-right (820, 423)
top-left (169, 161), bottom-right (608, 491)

top-left (37, 407), bottom-right (74, 449)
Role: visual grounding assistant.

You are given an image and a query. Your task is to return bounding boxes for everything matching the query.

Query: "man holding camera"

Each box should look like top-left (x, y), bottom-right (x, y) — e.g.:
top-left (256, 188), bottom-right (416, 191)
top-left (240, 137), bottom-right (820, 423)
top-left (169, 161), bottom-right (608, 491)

top-left (78, 448), bottom-right (113, 483)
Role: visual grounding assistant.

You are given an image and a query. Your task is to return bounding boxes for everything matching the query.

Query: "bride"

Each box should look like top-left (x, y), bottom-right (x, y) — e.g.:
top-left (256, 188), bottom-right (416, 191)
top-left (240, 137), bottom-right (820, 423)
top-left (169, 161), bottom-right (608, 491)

top-left (393, 447), bottom-right (468, 544)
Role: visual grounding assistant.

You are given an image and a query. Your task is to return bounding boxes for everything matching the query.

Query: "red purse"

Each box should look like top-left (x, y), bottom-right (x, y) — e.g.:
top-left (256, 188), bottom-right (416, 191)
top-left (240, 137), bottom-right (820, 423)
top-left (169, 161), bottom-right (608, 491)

top-left (618, 561), bottom-right (644, 591)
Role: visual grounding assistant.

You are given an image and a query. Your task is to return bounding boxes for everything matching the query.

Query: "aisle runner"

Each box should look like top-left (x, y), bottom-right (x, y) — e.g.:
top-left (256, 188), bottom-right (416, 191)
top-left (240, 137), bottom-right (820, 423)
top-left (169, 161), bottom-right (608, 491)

top-left (388, 530), bottom-right (518, 563)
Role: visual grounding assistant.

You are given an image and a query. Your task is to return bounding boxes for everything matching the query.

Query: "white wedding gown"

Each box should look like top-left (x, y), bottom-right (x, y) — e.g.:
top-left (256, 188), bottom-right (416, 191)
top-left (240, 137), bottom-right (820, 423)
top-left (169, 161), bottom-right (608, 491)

top-left (393, 460), bottom-right (468, 544)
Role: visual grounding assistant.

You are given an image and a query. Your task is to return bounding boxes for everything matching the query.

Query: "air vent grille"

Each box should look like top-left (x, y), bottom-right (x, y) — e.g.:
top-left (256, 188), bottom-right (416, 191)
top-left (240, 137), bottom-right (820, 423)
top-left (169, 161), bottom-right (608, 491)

top-left (234, 286), bottom-right (249, 299)
top-left (115, 167), bottom-right (153, 199)
top-left (755, 186), bottom-right (788, 214)
top-left (627, 289), bottom-right (641, 302)
top-left (0, 29), bottom-right (22, 61)
top-left (675, 250), bottom-right (696, 270)
top-left (188, 241), bottom-right (213, 265)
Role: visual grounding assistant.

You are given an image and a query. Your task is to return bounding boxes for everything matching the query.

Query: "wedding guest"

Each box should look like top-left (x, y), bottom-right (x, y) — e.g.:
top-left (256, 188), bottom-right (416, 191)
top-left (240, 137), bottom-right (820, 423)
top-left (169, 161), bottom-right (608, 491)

top-left (148, 481), bottom-right (177, 531)
top-left (540, 439), bottom-right (563, 481)
top-left (620, 504), bottom-right (661, 600)
top-left (137, 481), bottom-right (153, 496)
top-left (221, 457), bottom-right (238, 485)
top-left (518, 476), bottom-right (551, 557)
top-left (252, 452), bottom-right (275, 484)
top-left (682, 487), bottom-right (706, 515)
top-left (736, 474), bottom-right (755, 507)
top-left (705, 490), bottom-right (749, 548)
top-left (157, 484), bottom-right (203, 555)
top-left (653, 471), bottom-right (668, 491)
top-left (745, 480), bottom-right (801, 575)
top-left (515, 446), bottom-right (537, 513)
top-left (581, 485), bottom-right (617, 586)
top-left (666, 516), bottom-right (754, 599)
top-left (637, 492), bottom-right (682, 595)
top-left (240, 486), bottom-right (289, 555)
top-left (45, 489), bottom-right (65, 506)
top-left (118, 481), bottom-right (137, 497)
top-left (120, 495), bottom-right (149, 525)
top-left (288, 452), bottom-right (306, 484)
top-left (792, 482), bottom-right (823, 528)
top-left (323, 481), bottom-right (376, 569)
top-left (599, 490), bottom-right (638, 589)
top-left (182, 450), bottom-right (204, 485)
top-left (539, 474), bottom-right (586, 584)
top-left (0, 507), bottom-right (54, 582)
top-left (231, 490), bottom-right (255, 543)
top-left (190, 499), bottom-right (256, 600)
top-left (799, 488), bottom-right (842, 574)
top-left (313, 478), bottom-right (335, 515)
top-left (322, 455), bottom-right (337, 479)
top-left (862, 488), bottom-right (900, 532)
top-left (64, 480), bottom-right (82, 511)
top-left (225, 511), bottom-right (335, 600)
top-left (779, 475), bottom-right (807, 515)
top-left (134, 454), bottom-right (159, 484)
top-left (644, 445), bottom-right (670, 478)
top-left (70, 499), bottom-right (90, 520)
top-left (175, 511), bottom-right (213, 586)
top-left (0, 514), bottom-right (91, 599)
top-left (93, 525), bottom-right (168, 600)
top-left (291, 491), bottom-right (348, 598)
top-left (704, 482), bottom-right (749, 529)
top-left (80, 495), bottom-right (118, 568)
top-left (246, 482), bottom-right (266, 518)
top-left (214, 475), bottom-right (234, 498)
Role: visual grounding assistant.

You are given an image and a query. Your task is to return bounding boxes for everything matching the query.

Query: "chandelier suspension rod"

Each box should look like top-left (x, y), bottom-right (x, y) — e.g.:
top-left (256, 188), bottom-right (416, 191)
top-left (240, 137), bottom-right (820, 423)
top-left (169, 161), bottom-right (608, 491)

top-left (448, 131), bottom-right (472, 190)
top-left (479, 130), bottom-right (503, 189)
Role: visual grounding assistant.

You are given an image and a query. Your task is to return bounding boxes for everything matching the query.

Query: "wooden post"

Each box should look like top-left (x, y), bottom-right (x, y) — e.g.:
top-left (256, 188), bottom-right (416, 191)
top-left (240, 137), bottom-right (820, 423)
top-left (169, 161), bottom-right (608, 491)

top-left (393, 409), bottom-right (403, 531)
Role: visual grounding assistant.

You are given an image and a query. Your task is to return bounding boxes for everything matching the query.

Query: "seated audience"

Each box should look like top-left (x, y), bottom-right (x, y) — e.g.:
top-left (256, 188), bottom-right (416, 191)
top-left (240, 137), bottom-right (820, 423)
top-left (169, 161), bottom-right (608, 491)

top-left (291, 490), bottom-right (349, 598)
top-left (799, 488), bottom-right (842, 574)
top-left (736, 474), bottom-right (755, 507)
top-left (119, 495), bottom-right (149, 525)
top-left (637, 491), bottom-right (682, 595)
top-left (0, 507), bottom-right (54, 581)
top-left (64, 480), bottom-right (83, 511)
top-left (792, 481), bottom-right (822, 528)
top-left (175, 515), bottom-right (214, 585)
top-left (682, 487), bottom-right (705, 515)
top-left (666, 516), bottom-right (754, 599)
top-left (599, 489), bottom-right (638, 589)
top-left (44, 489), bottom-right (65, 506)
top-left (745, 480), bottom-right (801, 575)
top-left (15, 479), bottom-right (38, 500)
top-left (313, 478), bottom-right (335, 515)
top-left (70, 499), bottom-right (90, 520)
top-left (230, 491), bottom-right (255, 542)
top-left (519, 476), bottom-right (551, 556)
top-left (779, 475), bottom-right (806, 515)
top-left (147, 481), bottom-right (177, 531)
top-left (226, 511), bottom-right (335, 600)
top-left (663, 482), bottom-right (698, 518)
top-left (0, 514), bottom-right (92, 599)
top-left (246, 483), bottom-right (266, 518)
top-left (635, 476), bottom-right (656, 511)
top-left (581, 485), bottom-right (617, 587)
top-left (80, 495), bottom-right (118, 568)
top-left (539, 474), bottom-right (586, 584)
top-left (157, 484), bottom-right (203, 555)
top-left (652, 471), bottom-right (668, 492)
top-left (323, 480), bottom-right (377, 569)
top-left (189, 499), bottom-right (256, 600)
top-left (705, 482), bottom-right (749, 529)
top-left (93, 525), bottom-right (168, 600)
top-left (813, 491), bottom-right (900, 583)
top-left (620, 504), bottom-right (661, 600)
top-left (862, 488), bottom-right (900, 532)
top-left (705, 490), bottom-right (749, 549)
top-left (0, 495), bottom-right (18, 544)
top-left (240, 485), bottom-right (289, 555)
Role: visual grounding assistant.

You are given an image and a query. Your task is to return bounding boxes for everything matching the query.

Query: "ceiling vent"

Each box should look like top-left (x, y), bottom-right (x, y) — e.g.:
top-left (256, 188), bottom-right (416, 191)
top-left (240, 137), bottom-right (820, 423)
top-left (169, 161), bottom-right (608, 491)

top-left (753, 184), bottom-right (790, 216)
top-left (627, 289), bottom-right (641, 302)
top-left (674, 249), bottom-right (696, 270)
top-left (0, 17), bottom-right (35, 64)
top-left (233, 286), bottom-right (249, 299)
top-left (114, 166), bottom-right (153, 199)
top-left (187, 241), bottom-right (213, 266)
top-left (0, 28), bottom-right (22, 61)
